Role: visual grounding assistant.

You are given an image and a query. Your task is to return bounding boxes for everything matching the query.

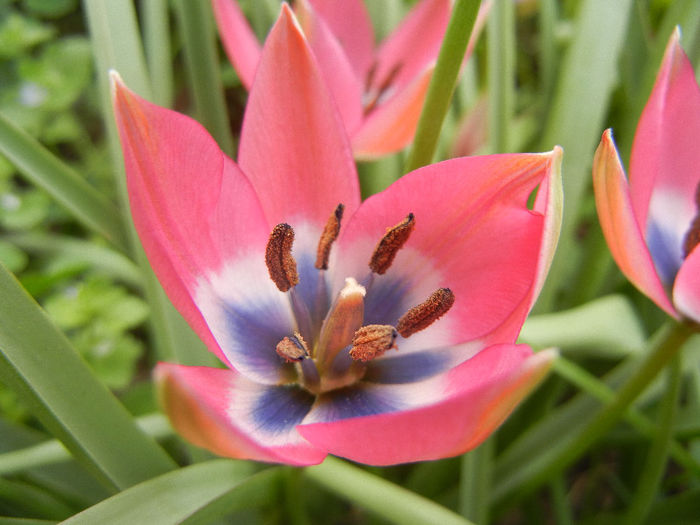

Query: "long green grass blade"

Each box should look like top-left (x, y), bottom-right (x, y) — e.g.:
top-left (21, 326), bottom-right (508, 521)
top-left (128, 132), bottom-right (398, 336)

top-left (535, 0), bottom-right (635, 311)
top-left (0, 114), bottom-right (128, 251)
top-left (0, 263), bottom-right (176, 491)
top-left (62, 462), bottom-right (278, 525)
top-left (141, 0), bottom-right (174, 108)
top-left (306, 456), bottom-right (474, 525)
top-left (173, 0), bottom-right (235, 157)
top-left (405, 0), bottom-right (481, 172)
top-left (487, 0), bottom-right (515, 153)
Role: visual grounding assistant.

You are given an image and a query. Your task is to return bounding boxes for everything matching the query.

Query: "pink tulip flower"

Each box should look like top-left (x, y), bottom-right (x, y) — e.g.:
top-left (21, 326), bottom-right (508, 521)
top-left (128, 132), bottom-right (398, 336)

top-left (112, 6), bottom-right (561, 466)
top-left (593, 29), bottom-right (700, 324)
top-left (212, 0), bottom-right (489, 159)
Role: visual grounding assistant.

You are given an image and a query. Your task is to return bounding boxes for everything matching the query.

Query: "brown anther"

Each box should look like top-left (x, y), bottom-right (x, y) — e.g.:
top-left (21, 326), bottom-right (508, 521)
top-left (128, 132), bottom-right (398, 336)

top-left (397, 288), bottom-right (455, 338)
top-left (265, 223), bottom-right (298, 292)
top-left (683, 182), bottom-right (700, 258)
top-left (276, 332), bottom-right (309, 363)
top-left (349, 325), bottom-right (398, 362)
top-left (369, 213), bottom-right (415, 275)
top-left (315, 204), bottom-right (345, 270)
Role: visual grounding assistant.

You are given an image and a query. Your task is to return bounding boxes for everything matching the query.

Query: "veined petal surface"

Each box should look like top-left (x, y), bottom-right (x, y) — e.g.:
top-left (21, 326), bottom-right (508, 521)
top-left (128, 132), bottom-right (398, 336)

top-left (307, 0), bottom-right (375, 78)
top-left (156, 363), bottom-right (326, 465)
top-left (334, 151), bottom-right (563, 347)
top-left (112, 74), bottom-right (274, 365)
top-left (593, 130), bottom-right (678, 318)
top-left (629, 30), bottom-right (700, 284)
top-left (298, 345), bottom-right (556, 465)
top-left (238, 5), bottom-right (360, 231)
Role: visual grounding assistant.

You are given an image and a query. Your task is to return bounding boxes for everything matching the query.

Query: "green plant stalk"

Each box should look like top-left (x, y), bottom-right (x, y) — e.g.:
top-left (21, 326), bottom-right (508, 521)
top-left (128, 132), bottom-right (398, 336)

top-left (549, 475), bottom-right (574, 525)
top-left (0, 114), bottom-right (128, 252)
top-left (491, 320), bottom-right (696, 506)
top-left (538, 0), bottom-right (558, 107)
top-left (552, 356), bottom-right (700, 475)
top-left (487, 0), bottom-right (515, 153)
top-left (405, 0), bottom-right (481, 172)
top-left (459, 437), bottom-right (493, 524)
top-left (173, 0), bottom-right (235, 157)
top-left (142, 0), bottom-right (174, 108)
top-left (624, 353), bottom-right (682, 524)
top-left (305, 456), bottom-right (475, 525)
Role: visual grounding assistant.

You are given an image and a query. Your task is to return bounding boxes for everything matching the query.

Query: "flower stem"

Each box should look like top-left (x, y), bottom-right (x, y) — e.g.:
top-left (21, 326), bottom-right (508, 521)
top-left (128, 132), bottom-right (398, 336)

top-left (491, 320), bottom-right (696, 506)
top-left (305, 456), bottom-right (475, 525)
top-left (405, 0), bottom-right (481, 172)
top-left (459, 437), bottom-right (493, 523)
top-left (487, 0), bottom-right (515, 153)
top-left (624, 352), bottom-right (683, 524)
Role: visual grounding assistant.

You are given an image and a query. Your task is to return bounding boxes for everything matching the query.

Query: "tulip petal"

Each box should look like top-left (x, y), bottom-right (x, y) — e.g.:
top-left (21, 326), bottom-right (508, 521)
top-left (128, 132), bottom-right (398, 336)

top-left (296, 0), bottom-right (364, 134)
top-left (238, 5), bottom-right (360, 231)
top-left (592, 130), bottom-right (678, 317)
top-left (334, 151), bottom-right (562, 347)
top-left (370, 0), bottom-right (450, 93)
top-left (211, 0), bottom-right (262, 90)
top-left (673, 247), bottom-right (700, 323)
top-left (306, 0), bottom-right (375, 78)
top-left (156, 363), bottom-right (326, 465)
top-left (351, 66), bottom-right (432, 159)
top-left (298, 345), bottom-right (555, 465)
top-left (112, 74), bottom-right (276, 366)
top-left (629, 29), bottom-right (700, 253)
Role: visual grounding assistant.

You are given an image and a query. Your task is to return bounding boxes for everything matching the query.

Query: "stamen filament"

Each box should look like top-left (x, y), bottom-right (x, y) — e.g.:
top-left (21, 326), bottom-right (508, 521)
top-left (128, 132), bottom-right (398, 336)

top-left (266, 223), bottom-right (298, 292)
top-left (397, 288), bottom-right (455, 338)
top-left (369, 213), bottom-right (415, 275)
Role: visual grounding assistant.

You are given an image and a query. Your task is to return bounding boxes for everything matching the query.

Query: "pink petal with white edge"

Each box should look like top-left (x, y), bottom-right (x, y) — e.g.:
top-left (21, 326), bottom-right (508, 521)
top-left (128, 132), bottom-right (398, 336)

top-left (211, 0), bottom-right (262, 90)
top-left (296, 0), bottom-right (364, 134)
top-left (371, 0), bottom-right (450, 92)
top-left (335, 151), bottom-right (562, 347)
top-left (592, 130), bottom-right (678, 318)
top-left (673, 247), bottom-right (700, 323)
top-left (156, 363), bottom-right (326, 466)
top-left (306, 0), bottom-right (375, 78)
top-left (112, 74), bottom-right (273, 365)
top-left (530, 146), bottom-right (564, 310)
top-left (298, 345), bottom-right (556, 465)
top-left (629, 29), bottom-right (700, 233)
top-left (238, 5), bottom-right (360, 231)
top-left (351, 66), bottom-right (432, 159)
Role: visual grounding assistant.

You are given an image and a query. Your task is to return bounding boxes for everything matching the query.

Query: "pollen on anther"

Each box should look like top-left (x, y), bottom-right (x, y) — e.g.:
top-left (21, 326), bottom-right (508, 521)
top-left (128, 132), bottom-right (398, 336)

top-left (349, 325), bottom-right (398, 362)
top-left (315, 203), bottom-right (344, 270)
top-left (397, 288), bottom-right (455, 338)
top-left (276, 332), bottom-right (309, 363)
top-left (369, 213), bottom-right (415, 275)
top-left (265, 223), bottom-right (298, 292)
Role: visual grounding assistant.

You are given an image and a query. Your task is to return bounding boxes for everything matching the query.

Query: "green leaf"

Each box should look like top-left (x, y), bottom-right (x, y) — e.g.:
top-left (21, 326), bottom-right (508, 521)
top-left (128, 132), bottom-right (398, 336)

top-left (62, 461), bottom-right (278, 525)
top-left (520, 294), bottom-right (646, 358)
top-left (306, 457), bottom-right (474, 525)
top-left (0, 263), bottom-right (176, 491)
top-left (0, 113), bottom-right (128, 250)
